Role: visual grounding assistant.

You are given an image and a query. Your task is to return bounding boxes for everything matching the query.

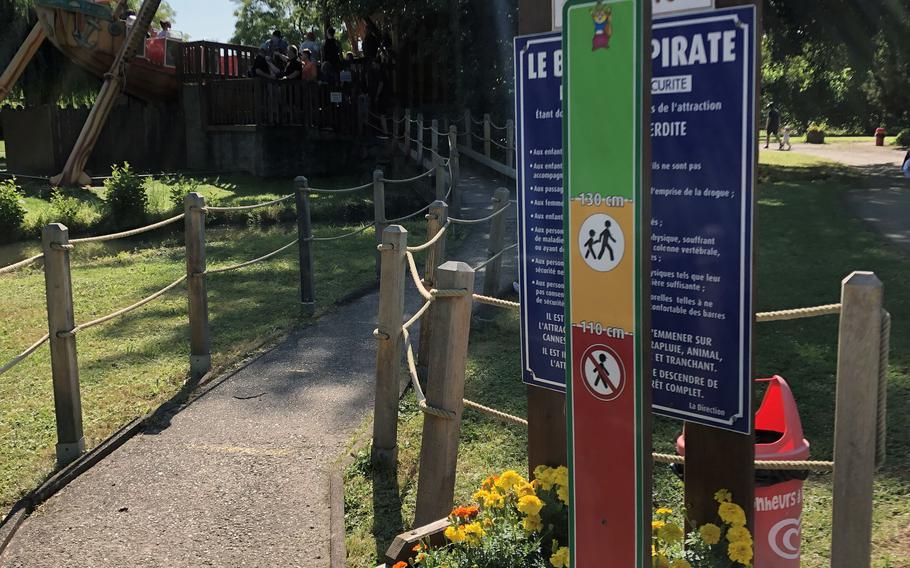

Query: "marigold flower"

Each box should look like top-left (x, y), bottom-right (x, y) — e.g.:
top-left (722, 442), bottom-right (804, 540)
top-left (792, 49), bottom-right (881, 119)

top-left (522, 513), bottom-right (543, 533)
top-left (444, 525), bottom-right (465, 543)
top-left (517, 494), bottom-right (544, 517)
top-left (718, 502), bottom-right (747, 527)
top-left (652, 520), bottom-right (666, 531)
top-left (496, 470), bottom-right (525, 491)
top-left (728, 539), bottom-right (753, 565)
top-left (482, 475), bottom-right (498, 491)
top-left (652, 553), bottom-right (670, 568)
top-left (553, 466), bottom-right (569, 488)
top-left (515, 481), bottom-right (537, 498)
top-left (462, 522), bottom-right (486, 545)
top-left (451, 505), bottom-right (480, 521)
top-left (655, 507), bottom-right (674, 516)
top-left (412, 543), bottom-right (423, 552)
top-left (556, 484), bottom-right (569, 505)
top-left (534, 465), bottom-right (556, 491)
top-left (392, 562), bottom-right (408, 568)
top-left (549, 546), bottom-right (570, 568)
top-left (669, 559), bottom-right (692, 568)
top-left (698, 523), bottom-right (722, 545)
top-left (714, 488), bottom-right (732, 503)
top-left (657, 522), bottom-right (684, 544)
top-left (726, 525), bottom-right (753, 544)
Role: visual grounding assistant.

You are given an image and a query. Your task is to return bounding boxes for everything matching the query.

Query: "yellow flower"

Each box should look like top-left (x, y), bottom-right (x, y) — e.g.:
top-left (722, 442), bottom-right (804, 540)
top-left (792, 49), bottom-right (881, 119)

top-left (517, 494), bottom-right (544, 517)
top-left (462, 522), bottom-right (486, 545)
top-left (652, 553), bottom-right (670, 568)
top-left (496, 470), bottom-right (525, 491)
top-left (669, 560), bottom-right (692, 568)
top-left (522, 514), bottom-right (543, 533)
top-left (549, 546), bottom-right (570, 568)
top-left (718, 502), bottom-right (747, 527)
top-left (657, 522), bottom-right (684, 544)
top-left (515, 481), bottom-right (537, 498)
top-left (553, 466), bottom-right (569, 488)
top-left (534, 465), bottom-right (556, 491)
top-left (556, 484), bottom-right (569, 505)
top-left (699, 523), bottom-right (722, 545)
top-left (655, 507), bottom-right (673, 516)
top-left (714, 489), bottom-right (732, 503)
top-left (728, 539), bottom-right (753, 565)
top-left (444, 525), bottom-right (465, 543)
top-left (652, 520), bottom-right (666, 531)
top-left (473, 489), bottom-right (504, 509)
top-left (726, 525), bottom-right (753, 544)
top-left (482, 517), bottom-right (494, 528)
top-left (481, 475), bottom-right (498, 491)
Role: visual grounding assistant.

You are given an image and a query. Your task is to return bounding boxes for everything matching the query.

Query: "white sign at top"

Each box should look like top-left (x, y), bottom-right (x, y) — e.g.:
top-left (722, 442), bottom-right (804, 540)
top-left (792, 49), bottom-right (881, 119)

top-left (653, 0), bottom-right (715, 17)
top-left (553, 0), bottom-right (567, 30)
top-left (555, 0), bottom-right (715, 29)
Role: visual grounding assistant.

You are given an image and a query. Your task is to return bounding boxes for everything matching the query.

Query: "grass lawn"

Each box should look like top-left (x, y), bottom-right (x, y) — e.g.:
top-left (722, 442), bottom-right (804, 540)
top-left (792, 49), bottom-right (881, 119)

top-left (344, 157), bottom-right (910, 567)
top-left (0, 191), bottom-right (432, 510)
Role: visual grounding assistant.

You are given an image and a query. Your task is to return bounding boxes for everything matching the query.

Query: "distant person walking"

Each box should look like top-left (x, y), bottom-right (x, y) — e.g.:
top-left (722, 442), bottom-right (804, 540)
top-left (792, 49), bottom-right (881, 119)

top-left (765, 103), bottom-right (782, 149)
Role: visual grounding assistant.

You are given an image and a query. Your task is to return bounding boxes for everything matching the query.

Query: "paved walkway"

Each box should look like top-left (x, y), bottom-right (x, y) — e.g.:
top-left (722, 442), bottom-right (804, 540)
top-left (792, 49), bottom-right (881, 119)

top-left (0, 161), bottom-right (517, 568)
top-left (778, 141), bottom-right (910, 254)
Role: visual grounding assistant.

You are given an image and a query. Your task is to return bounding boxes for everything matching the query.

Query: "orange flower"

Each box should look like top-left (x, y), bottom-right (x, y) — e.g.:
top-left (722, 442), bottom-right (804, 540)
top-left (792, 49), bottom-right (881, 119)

top-left (392, 562), bottom-right (408, 568)
top-left (412, 543), bottom-right (423, 552)
top-left (451, 505), bottom-right (480, 520)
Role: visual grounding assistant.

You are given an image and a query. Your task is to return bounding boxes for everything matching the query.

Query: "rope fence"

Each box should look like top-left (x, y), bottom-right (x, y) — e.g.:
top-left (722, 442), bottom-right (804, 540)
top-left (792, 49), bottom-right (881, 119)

top-left (205, 237), bottom-right (299, 275)
top-left (201, 194), bottom-right (294, 212)
top-left (474, 242), bottom-right (517, 272)
top-left (448, 203), bottom-right (512, 225)
top-left (0, 333), bottom-right (50, 377)
top-left (0, 253), bottom-right (44, 275)
top-left (69, 213), bottom-right (185, 244)
top-left (407, 223), bottom-right (451, 254)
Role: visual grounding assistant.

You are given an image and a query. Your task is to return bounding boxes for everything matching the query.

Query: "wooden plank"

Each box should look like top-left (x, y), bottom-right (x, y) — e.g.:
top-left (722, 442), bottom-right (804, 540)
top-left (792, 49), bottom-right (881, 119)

top-left (41, 223), bottom-right (85, 467)
top-left (384, 518), bottom-right (451, 564)
top-left (831, 271), bottom-right (883, 568)
top-left (414, 262), bottom-right (475, 526)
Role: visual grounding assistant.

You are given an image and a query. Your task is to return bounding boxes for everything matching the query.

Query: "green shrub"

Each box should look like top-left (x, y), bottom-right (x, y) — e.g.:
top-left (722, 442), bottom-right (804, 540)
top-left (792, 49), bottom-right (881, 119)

top-left (896, 128), bottom-right (910, 148)
top-left (164, 174), bottom-right (201, 211)
top-left (48, 190), bottom-right (100, 233)
top-left (806, 123), bottom-right (826, 144)
top-left (105, 162), bottom-right (148, 228)
top-left (0, 178), bottom-right (26, 242)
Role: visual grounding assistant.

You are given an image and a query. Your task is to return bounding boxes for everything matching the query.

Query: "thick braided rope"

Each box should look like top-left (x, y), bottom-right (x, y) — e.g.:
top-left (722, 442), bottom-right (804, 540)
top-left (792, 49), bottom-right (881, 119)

top-left (402, 300), bottom-right (433, 332)
top-left (59, 275), bottom-right (187, 337)
top-left (473, 294), bottom-right (520, 311)
top-left (448, 204), bottom-right (511, 225)
top-left (201, 195), bottom-right (294, 212)
top-left (386, 203), bottom-right (433, 224)
top-left (206, 238), bottom-right (298, 275)
top-left (70, 213), bottom-right (185, 244)
top-left (471, 117), bottom-right (485, 126)
top-left (471, 133), bottom-right (486, 142)
top-left (401, 327), bottom-right (457, 420)
top-left (463, 399), bottom-right (528, 427)
top-left (407, 222), bottom-right (451, 253)
top-left (490, 122), bottom-right (508, 131)
top-left (0, 333), bottom-right (50, 377)
top-left (405, 251), bottom-right (434, 301)
top-left (475, 243), bottom-right (518, 272)
top-left (877, 309), bottom-right (891, 469)
top-left (0, 253), bottom-right (44, 275)
top-left (307, 224), bottom-right (373, 242)
top-left (489, 138), bottom-right (512, 150)
top-left (306, 182), bottom-right (373, 194)
top-left (652, 452), bottom-right (834, 472)
top-left (755, 303), bottom-right (841, 322)
top-left (383, 165), bottom-right (435, 185)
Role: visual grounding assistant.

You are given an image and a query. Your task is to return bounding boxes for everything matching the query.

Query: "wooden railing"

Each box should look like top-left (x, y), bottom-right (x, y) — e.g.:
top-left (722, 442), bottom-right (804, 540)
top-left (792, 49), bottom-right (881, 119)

top-left (204, 79), bottom-right (363, 131)
top-left (178, 41), bottom-right (259, 83)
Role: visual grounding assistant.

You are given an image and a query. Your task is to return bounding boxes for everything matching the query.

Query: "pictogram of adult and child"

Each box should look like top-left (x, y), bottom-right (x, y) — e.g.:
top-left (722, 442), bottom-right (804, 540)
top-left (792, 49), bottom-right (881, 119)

top-left (578, 213), bottom-right (626, 272)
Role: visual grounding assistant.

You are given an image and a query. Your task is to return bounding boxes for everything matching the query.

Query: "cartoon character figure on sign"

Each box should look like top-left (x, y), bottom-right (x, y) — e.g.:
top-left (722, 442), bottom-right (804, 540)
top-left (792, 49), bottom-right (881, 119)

top-left (591, 1), bottom-right (613, 51)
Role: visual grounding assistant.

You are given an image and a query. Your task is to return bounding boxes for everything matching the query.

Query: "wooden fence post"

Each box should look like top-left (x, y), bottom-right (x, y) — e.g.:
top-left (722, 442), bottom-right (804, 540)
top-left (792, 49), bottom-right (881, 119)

top-left (483, 187), bottom-right (511, 297)
top-left (184, 193), bottom-right (211, 380)
top-left (373, 169), bottom-right (387, 279)
top-left (372, 225), bottom-right (409, 468)
top-left (393, 108), bottom-right (400, 140)
top-left (463, 109), bottom-right (472, 150)
top-left (417, 113), bottom-right (425, 165)
top-left (506, 119), bottom-right (515, 169)
top-left (483, 113), bottom-right (492, 159)
top-left (295, 177), bottom-right (316, 315)
top-left (832, 271), bottom-right (884, 568)
top-left (42, 223), bottom-right (85, 467)
top-left (404, 108), bottom-right (412, 154)
top-left (417, 201), bottom-right (449, 376)
top-left (449, 125), bottom-right (460, 186)
top-left (435, 162), bottom-right (446, 201)
top-left (431, 118), bottom-right (440, 168)
top-left (414, 261), bottom-right (475, 526)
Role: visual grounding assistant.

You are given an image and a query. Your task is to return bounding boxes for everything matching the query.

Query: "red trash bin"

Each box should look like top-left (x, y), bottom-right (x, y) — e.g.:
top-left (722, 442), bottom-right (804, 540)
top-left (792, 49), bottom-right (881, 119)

top-left (675, 375), bottom-right (810, 567)
top-left (875, 127), bottom-right (886, 146)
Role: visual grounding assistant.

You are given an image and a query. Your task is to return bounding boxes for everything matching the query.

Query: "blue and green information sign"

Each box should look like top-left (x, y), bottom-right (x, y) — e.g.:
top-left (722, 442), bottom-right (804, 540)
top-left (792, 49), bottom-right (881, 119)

top-left (515, 31), bottom-right (567, 392)
top-left (649, 5), bottom-right (756, 434)
top-left (563, 1), bottom-right (649, 566)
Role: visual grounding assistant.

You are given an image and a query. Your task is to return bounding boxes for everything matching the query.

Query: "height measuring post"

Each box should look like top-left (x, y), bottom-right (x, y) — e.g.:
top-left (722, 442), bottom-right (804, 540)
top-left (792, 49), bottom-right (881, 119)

top-left (563, 1), bottom-right (652, 566)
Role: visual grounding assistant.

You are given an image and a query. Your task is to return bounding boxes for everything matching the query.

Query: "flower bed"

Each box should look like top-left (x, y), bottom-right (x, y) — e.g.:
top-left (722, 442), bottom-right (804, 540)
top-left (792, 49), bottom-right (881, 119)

top-left (388, 470), bottom-right (754, 568)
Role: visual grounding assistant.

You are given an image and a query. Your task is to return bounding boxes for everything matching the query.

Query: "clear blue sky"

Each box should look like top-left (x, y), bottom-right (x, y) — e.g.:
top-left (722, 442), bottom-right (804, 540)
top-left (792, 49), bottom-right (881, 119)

top-left (168, 0), bottom-right (237, 42)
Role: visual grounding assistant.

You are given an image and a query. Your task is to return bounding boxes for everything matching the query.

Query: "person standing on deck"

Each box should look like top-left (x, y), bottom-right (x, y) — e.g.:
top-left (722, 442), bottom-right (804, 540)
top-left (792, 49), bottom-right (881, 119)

top-left (300, 31), bottom-right (321, 63)
top-left (323, 27), bottom-right (342, 70)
